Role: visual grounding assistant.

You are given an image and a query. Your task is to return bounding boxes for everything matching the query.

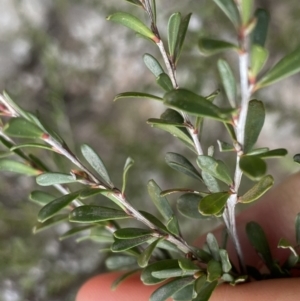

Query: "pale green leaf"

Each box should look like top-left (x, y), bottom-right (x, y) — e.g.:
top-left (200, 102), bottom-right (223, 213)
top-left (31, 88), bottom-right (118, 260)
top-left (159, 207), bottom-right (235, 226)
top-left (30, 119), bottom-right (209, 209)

top-left (29, 190), bottom-right (56, 206)
top-left (168, 12), bottom-right (181, 57)
top-left (0, 159), bottom-right (40, 176)
top-left (143, 53), bottom-right (164, 77)
top-left (240, 175), bottom-right (274, 203)
top-left (122, 157), bottom-right (134, 194)
top-left (36, 172), bottom-right (76, 186)
top-left (138, 238), bottom-right (163, 268)
top-left (213, 0), bottom-right (240, 28)
top-left (107, 12), bottom-right (157, 41)
top-left (156, 73), bottom-right (173, 91)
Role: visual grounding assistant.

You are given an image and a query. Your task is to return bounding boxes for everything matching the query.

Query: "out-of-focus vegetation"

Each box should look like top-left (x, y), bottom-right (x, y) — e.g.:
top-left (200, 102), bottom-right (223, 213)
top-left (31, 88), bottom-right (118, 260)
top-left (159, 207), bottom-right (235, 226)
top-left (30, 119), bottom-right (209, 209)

top-left (1, 0), bottom-right (300, 300)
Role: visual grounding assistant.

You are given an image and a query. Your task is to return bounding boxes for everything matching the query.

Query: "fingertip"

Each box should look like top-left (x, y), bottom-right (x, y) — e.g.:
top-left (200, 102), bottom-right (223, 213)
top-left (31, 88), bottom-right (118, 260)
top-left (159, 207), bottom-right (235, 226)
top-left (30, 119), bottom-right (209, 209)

top-left (76, 272), bottom-right (171, 301)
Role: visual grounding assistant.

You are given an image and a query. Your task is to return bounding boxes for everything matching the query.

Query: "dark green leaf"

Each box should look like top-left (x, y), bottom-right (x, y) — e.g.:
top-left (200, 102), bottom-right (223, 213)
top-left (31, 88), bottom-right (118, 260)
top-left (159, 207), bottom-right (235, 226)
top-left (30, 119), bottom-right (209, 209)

top-left (122, 157), bottom-right (134, 194)
top-left (165, 152), bottom-right (202, 181)
top-left (107, 12), bottom-right (157, 41)
top-left (224, 123), bottom-right (236, 141)
top-left (160, 108), bottom-right (184, 123)
top-left (257, 46), bottom-right (300, 89)
top-left (247, 147), bottom-right (269, 155)
top-left (106, 255), bottom-right (137, 270)
top-left (143, 53), bottom-right (164, 77)
top-left (255, 148), bottom-right (288, 159)
top-left (240, 175), bottom-right (274, 203)
top-left (29, 190), bottom-right (56, 206)
top-left (194, 277), bottom-right (218, 301)
top-left (244, 99), bottom-right (265, 153)
top-left (0, 159), bottom-right (40, 176)
top-left (250, 45), bottom-right (269, 77)
top-left (138, 238), bottom-right (163, 267)
top-left (219, 249), bottom-right (232, 273)
top-left (199, 192), bottom-right (229, 216)
top-left (156, 73), bottom-right (173, 91)
top-left (168, 12), bottom-right (181, 57)
top-left (139, 211), bottom-right (168, 231)
top-left (206, 233), bottom-right (220, 261)
top-left (38, 191), bottom-right (81, 222)
top-left (114, 228), bottom-right (154, 239)
top-left (150, 277), bottom-right (195, 301)
top-left (36, 172), bottom-right (76, 186)
top-left (178, 258), bottom-right (199, 273)
top-left (174, 13), bottom-right (192, 64)
top-left (147, 180), bottom-right (174, 221)
top-left (4, 117), bottom-right (44, 139)
top-left (296, 213), bottom-right (300, 246)
top-left (163, 89), bottom-right (231, 121)
top-left (114, 91), bottom-right (163, 101)
top-left (241, 0), bottom-right (253, 25)
top-left (81, 144), bottom-right (113, 186)
top-left (177, 193), bottom-right (208, 219)
top-left (246, 221), bottom-right (273, 270)
top-left (141, 259), bottom-right (179, 285)
top-left (33, 214), bottom-right (68, 234)
top-left (89, 227), bottom-right (114, 243)
top-left (10, 143), bottom-right (54, 152)
top-left (70, 206), bottom-right (130, 223)
top-left (197, 156), bottom-right (232, 185)
top-left (59, 225), bottom-right (94, 241)
top-left (251, 9), bottom-right (270, 47)
top-left (217, 59), bottom-right (236, 107)
top-left (239, 155), bottom-right (267, 181)
top-left (112, 236), bottom-right (153, 252)
top-left (147, 118), bottom-right (193, 147)
top-left (202, 172), bottom-right (221, 193)
top-left (166, 215), bottom-right (180, 236)
top-left (172, 283), bottom-right (195, 301)
top-left (152, 268), bottom-right (194, 279)
top-left (111, 270), bottom-right (140, 290)
top-left (199, 38), bottom-right (237, 56)
top-left (125, 0), bottom-right (143, 7)
top-left (294, 154), bottom-right (300, 165)
top-left (217, 140), bottom-right (234, 152)
top-left (213, 0), bottom-right (240, 28)
top-left (79, 188), bottom-right (111, 199)
top-left (207, 260), bottom-right (222, 282)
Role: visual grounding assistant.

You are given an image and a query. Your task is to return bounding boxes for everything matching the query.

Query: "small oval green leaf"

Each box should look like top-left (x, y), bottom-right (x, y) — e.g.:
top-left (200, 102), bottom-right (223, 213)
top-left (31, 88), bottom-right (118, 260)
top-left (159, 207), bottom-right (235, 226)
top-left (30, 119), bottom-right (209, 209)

top-left (241, 0), bottom-right (253, 25)
top-left (138, 238), bottom-right (163, 268)
top-left (257, 47), bottom-right (300, 89)
top-left (251, 9), bottom-right (270, 47)
top-left (36, 172), bottom-right (76, 186)
top-left (150, 277), bottom-right (195, 301)
top-left (107, 12), bottom-right (157, 41)
top-left (156, 73), bottom-right (173, 91)
top-left (141, 259), bottom-right (179, 285)
top-left (165, 152), bottom-right (202, 181)
top-left (70, 205), bottom-right (130, 223)
top-left (246, 221), bottom-right (273, 271)
top-left (29, 190), bottom-right (56, 206)
top-left (163, 89), bottom-right (230, 122)
top-left (122, 157), bottom-right (134, 194)
top-left (0, 159), bottom-right (40, 176)
top-left (239, 155), bottom-right (267, 181)
top-left (199, 192), bottom-right (229, 216)
top-left (111, 235), bottom-right (153, 252)
top-left (114, 91), bottom-right (163, 101)
top-left (255, 148), bottom-right (288, 159)
top-left (213, 0), bottom-right (240, 28)
top-left (38, 191), bottom-right (81, 222)
top-left (244, 99), bottom-right (265, 153)
top-left (147, 179), bottom-right (174, 221)
top-left (206, 233), bottom-right (220, 262)
top-left (207, 260), bottom-right (222, 282)
top-left (250, 45), bottom-right (269, 77)
top-left (219, 249), bottom-right (232, 273)
top-left (114, 228), bottom-right (154, 239)
top-left (143, 53), bottom-right (164, 77)
top-left (168, 12), bottom-right (181, 57)
top-left (33, 214), bottom-right (68, 234)
top-left (4, 117), bottom-right (44, 139)
top-left (217, 59), bottom-right (236, 107)
top-left (198, 38), bottom-right (237, 56)
top-left (177, 193), bottom-right (207, 220)
top-left (81, 144), bottom-right (113, 186)
top-left (240, 175), bottom-right (274, 203)
top-left (197, 155), bottom-right (232, 185)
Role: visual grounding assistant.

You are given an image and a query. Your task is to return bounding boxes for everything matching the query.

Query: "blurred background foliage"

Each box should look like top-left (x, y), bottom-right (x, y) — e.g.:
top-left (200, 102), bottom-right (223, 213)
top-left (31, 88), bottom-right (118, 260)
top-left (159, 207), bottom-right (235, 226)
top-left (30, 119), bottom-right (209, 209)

top-left (1, 0), bottom-right (300, 300)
